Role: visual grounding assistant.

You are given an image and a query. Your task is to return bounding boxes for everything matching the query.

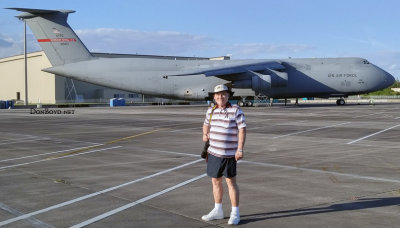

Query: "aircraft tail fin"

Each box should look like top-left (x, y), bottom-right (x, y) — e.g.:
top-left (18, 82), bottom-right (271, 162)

top-left (8, 8), bottom-right (93, 66)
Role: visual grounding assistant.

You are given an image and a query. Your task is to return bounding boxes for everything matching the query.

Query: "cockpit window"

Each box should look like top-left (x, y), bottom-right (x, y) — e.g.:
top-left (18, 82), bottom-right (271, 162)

top-left (363, 60), bottom-right (370, 64)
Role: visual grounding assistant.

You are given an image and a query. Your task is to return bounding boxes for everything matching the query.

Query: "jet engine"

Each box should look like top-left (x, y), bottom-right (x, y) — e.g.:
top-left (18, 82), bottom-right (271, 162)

top-left (232, 69), bottom-right (288, 94)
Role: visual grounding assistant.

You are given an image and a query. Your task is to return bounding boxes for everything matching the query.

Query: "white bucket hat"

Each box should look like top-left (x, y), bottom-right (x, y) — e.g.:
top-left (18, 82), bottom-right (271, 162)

top-left (209, 84), bottom-right (234, 97)
top-left (213, 84), bottom-right (230, 93)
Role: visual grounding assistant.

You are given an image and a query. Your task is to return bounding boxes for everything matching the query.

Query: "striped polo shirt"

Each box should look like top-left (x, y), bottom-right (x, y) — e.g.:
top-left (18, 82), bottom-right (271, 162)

top-left (204, 104), bottom-right (246, 158)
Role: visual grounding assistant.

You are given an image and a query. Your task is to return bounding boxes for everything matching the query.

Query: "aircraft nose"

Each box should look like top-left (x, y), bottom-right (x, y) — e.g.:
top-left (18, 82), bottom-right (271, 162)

top-left (372, 65), bottom-right (395, 90)
top-left (383, 71), bottom-right (395, 88)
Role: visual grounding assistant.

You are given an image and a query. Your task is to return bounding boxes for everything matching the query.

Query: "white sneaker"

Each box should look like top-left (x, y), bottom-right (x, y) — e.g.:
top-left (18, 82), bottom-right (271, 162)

top-left (228, 212), bottom-right (240, 225)
top-left (201, 208), bottom-right (224, 221)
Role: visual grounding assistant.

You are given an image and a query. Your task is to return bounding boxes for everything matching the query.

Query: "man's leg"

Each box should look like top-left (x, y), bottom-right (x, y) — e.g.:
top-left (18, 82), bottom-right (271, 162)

top-left (202, 177), bottom-right (224, 221)
top-left (212, 177), bottom-right (223, 203)
top-left (226, 177), bottom-right (239, 206)
top-left (226, 177), bottom-right (240, 225)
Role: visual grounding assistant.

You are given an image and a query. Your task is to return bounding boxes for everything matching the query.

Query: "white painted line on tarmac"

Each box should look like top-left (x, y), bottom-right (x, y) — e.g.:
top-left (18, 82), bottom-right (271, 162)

top-left (395, 117), bottom-right (400, 119)
top-left (50, 139), bottom-right (102, 146)
top-left (347, 124), bottom-right (400, 145)
top-left (0, 136), bottom-right (38, 144)
top-left (0, 132), bottom-right (38, 137)
top-left (0, 137), bottom-right (50, 146)
top-left (138, 149), bottom-right (400, 184)
top-left (0, 132), bottom-right (100, 146)
top-left (0, 159), bottom-right (203, 227)
top-left (149, 149), bottom-right (400, 184)
top-left (169, 127), bottom-right (200, 133)
top-left (352, 112), bottom-right (385, 118)
top-left (0, 202), bottom-right (55, 228)
top-left (145, 148), bottom-right (198, 157)
top-left (0, 144), bottom-right (104, 163)
top-left (70, 173), bottom-right (207, 228)
top-left (272, 122), bottom-right (351, 139)
top-left (0, 146), bottom-right (121, 171)
top-left (242, 160), bottom-right (400, 184)
top-left (248, 120), bottom-right (308, 131)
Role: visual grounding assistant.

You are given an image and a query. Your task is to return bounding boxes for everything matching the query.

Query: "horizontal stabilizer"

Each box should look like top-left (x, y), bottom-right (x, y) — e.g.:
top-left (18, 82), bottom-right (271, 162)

top-left (6, 8), bottom-right (75, 15)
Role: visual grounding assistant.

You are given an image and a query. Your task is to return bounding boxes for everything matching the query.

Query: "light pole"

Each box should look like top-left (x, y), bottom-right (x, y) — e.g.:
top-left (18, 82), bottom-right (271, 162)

top-left (23, 19), bottom-right (28, 106)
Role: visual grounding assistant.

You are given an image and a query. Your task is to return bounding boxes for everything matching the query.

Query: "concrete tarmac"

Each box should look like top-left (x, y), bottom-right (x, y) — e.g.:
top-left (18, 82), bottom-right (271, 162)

top-left (0, 103), bottom-right (400, 227)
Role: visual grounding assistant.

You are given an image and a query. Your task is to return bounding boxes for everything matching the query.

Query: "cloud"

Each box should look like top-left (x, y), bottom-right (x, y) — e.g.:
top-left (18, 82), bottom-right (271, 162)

top-left (366, 51), bottom-right (400, 80)
top-left (2, 27), bottom-right (396, 80)
top-left (76, 28), bottom-right (213, 56)
top-left (221, 43), bottom-right (315, 58)
top-left (1, 27), bottom-right (315, 60)
top-left (0, 33), bottom-right (40, 58)
top-left (389, 64), bottom-right (398, 71)
top-left (75, 28), bottom-right (314, 58)
top-left (0, 37), bottom-right (13, 48)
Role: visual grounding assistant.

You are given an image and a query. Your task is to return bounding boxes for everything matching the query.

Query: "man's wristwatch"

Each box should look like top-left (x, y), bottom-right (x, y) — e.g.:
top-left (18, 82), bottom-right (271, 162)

top-left (238, 149), bottom-right (243, 152)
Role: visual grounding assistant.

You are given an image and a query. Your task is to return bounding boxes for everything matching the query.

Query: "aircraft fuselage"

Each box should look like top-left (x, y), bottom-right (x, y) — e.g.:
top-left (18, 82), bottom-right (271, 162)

top-left (44, 57), bottom-right (394, 100)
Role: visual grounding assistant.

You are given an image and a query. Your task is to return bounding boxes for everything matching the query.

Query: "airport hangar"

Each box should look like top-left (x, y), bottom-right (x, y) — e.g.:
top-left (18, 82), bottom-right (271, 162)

top-left (0, 51), bottom-right (228, 104)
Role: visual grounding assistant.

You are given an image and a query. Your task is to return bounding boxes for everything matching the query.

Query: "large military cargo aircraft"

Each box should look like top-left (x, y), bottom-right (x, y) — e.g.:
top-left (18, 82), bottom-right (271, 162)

top-left (9, 8), bottom-right (395, 105)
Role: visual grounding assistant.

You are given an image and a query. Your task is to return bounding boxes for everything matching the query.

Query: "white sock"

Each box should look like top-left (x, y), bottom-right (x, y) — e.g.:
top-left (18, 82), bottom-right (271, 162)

top-left (232, 206), bottom-right (239, 215)
top-left (215, 203), bottom-right (222, 211)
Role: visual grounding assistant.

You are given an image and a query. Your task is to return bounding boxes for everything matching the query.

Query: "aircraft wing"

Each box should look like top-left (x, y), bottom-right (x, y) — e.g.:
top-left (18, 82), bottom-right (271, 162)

top-left (165, 60), bottom-right (285, 77)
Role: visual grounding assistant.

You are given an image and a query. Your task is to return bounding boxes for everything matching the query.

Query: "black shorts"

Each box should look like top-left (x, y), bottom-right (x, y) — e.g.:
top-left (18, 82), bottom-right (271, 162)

top-left (207, 153), bottom-right (237, 178)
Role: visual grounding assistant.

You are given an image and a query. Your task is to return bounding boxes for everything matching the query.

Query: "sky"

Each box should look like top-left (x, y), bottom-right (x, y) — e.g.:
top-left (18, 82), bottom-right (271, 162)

top-left (0, 0), bottom-right (399, 80)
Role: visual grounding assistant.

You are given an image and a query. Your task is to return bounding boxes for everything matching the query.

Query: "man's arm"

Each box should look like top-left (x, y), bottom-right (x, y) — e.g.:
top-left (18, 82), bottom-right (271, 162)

top-left (203, 124), bottom-right (210, 142)
top-left (235, 127), bottom-right (246, 161)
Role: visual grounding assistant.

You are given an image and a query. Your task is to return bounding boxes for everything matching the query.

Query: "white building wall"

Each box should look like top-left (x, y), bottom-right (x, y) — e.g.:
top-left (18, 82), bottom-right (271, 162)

top-left (0, 51), bottom-right (56, 103)
top-left (0, 51), bottom-right (142, 104)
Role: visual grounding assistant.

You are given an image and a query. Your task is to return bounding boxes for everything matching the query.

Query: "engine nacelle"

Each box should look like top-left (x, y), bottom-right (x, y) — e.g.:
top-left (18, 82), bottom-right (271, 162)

top-left (269, 69), bottom-right (288, 87)
top-left (232, 71), bottom-right (271, 93)
top-left (251, 72), bottom-right (271, 93)
top-left (232, 69), bottom-right (288, 94)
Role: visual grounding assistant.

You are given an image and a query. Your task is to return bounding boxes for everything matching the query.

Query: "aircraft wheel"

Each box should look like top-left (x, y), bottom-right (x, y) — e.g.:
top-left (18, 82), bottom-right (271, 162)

top-left (237, 101), bottom-right (245, 107)
top-left (246, 101), bottom-right (253, 107)
top-left (336, 99), bottom-right (345, 105)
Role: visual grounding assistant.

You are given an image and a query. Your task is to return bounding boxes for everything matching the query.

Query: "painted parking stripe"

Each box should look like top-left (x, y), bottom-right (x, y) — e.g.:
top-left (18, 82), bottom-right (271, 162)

top-left (352, 112), bottom-right (385, 118)
top-left (273, 122), bottom-right (351, 139)
top-left (0, 144), bottom-right (103, 163)
top-left (0, 159), bottom-right (203, 226)
top-left (70, 173), bottom-right (207, 228)
top-left (145, 149), bottom-right (198, 157)
top-left (0, 146), bottom-right (121, 170)
top-left (146, 149), bottom-right (400, 184)
top-left (242, 160), bottom-right (400, 184)
top-left (347, 124), bottom-right (400, 144)
top-left (0, 136), bottom-right (37, 144)
top-left (0, 202), bottom-right (55, 228)
top-left (169, 126), bottom-right (200, 133)
top-left (0, 137), bottom-right (49, 146)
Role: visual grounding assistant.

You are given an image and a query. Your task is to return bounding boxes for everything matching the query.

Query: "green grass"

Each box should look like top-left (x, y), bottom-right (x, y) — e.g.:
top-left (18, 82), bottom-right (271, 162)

top-left (365, 80), bottom-right (400, 96)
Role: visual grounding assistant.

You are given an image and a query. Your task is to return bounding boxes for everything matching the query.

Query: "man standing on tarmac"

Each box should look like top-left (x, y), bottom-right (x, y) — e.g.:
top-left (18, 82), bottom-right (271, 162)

top-left (202, 84), bottom-right (246, 225)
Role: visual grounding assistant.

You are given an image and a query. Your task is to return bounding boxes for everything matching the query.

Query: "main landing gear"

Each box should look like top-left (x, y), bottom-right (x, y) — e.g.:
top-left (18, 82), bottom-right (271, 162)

top-left (336, 98), bottom-right (346, 105)
top-left (237, 100), bottom-right (253, 107)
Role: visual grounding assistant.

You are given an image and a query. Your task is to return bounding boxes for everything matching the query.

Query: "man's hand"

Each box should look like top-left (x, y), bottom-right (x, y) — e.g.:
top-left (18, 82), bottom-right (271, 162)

top-left (235, 150), bottom-right (243, 161)
top-left (202, 133), bottom-right (209, 142)
top-left (203, 124), bottom-right (210, 142)
top-left (236, 128), bottom-right (245, 161)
